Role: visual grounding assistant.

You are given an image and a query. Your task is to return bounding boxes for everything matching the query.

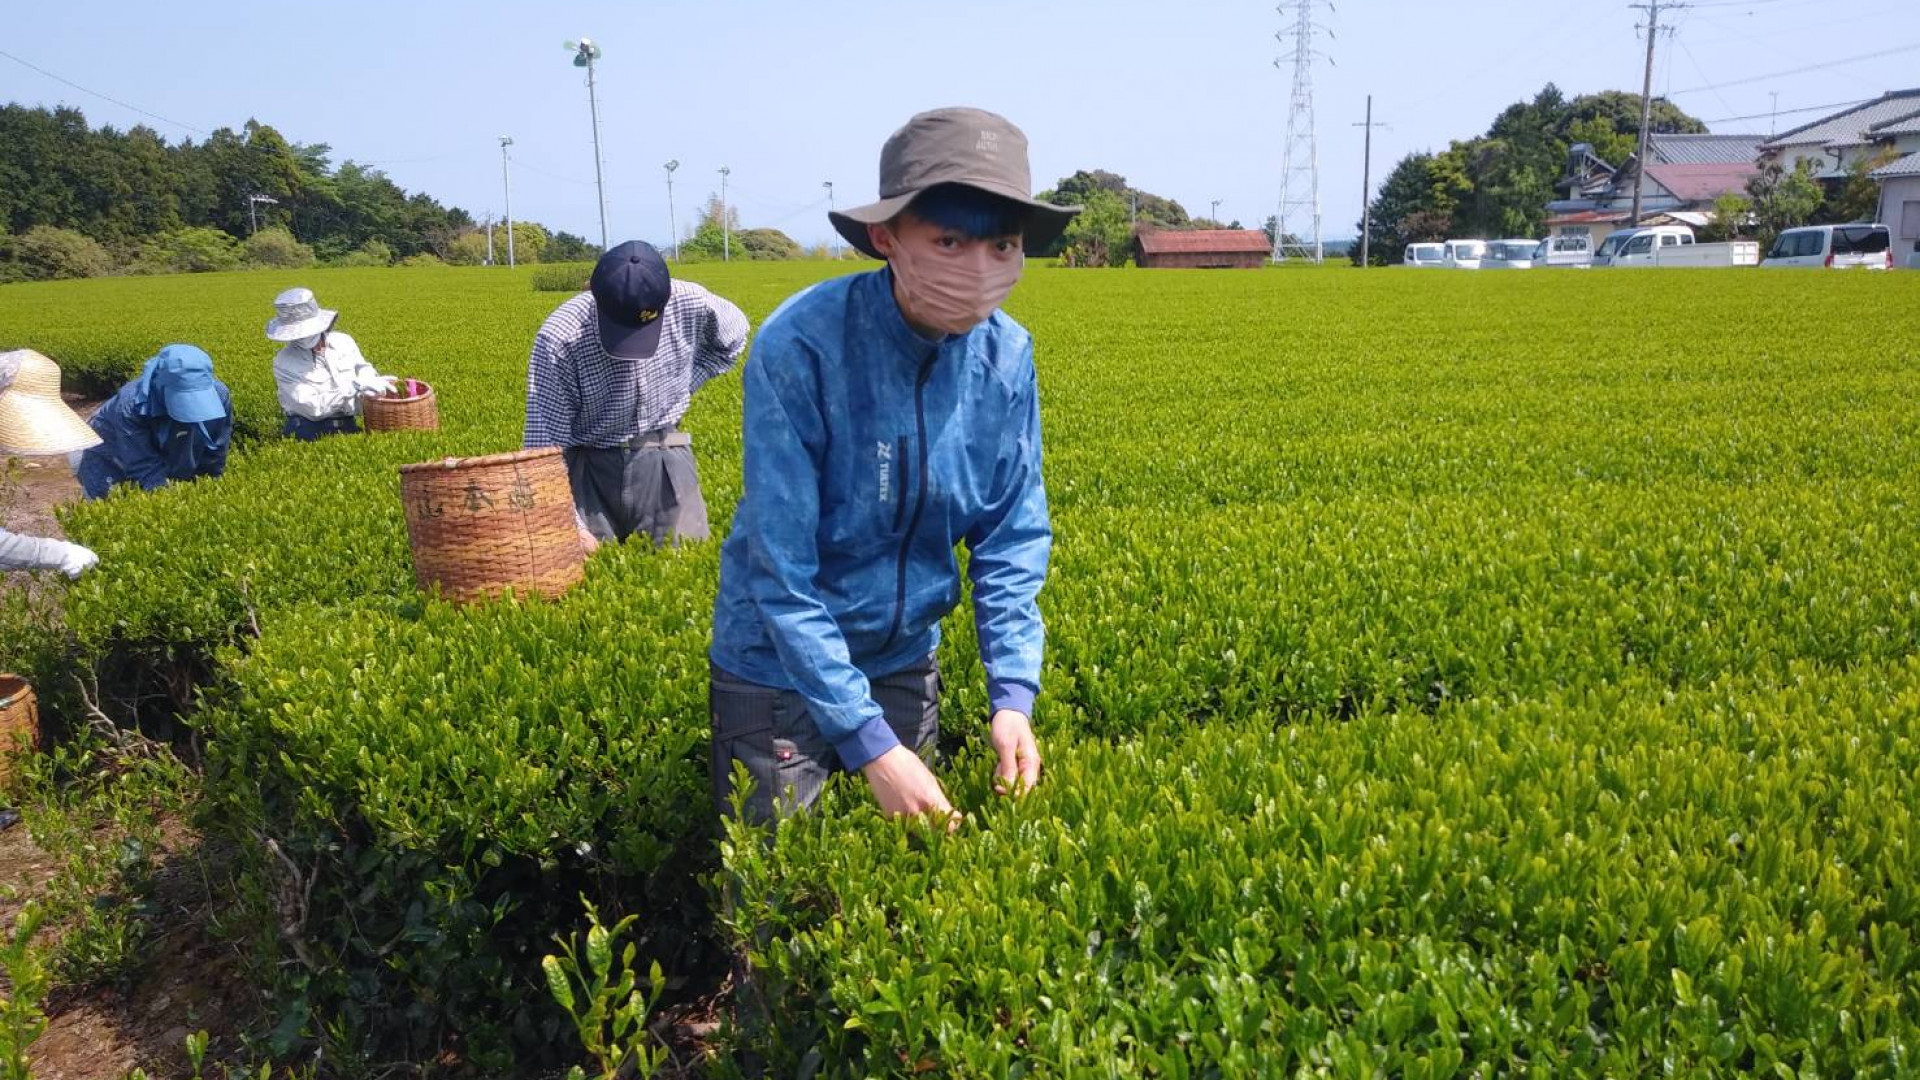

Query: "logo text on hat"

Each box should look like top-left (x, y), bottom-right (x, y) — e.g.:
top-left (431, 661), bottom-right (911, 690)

top-left (976, 129), bottom-right (1001, 155)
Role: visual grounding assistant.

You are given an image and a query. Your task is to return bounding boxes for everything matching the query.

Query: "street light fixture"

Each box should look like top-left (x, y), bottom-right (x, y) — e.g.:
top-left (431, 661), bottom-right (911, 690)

top-left (823, 180), bottom-right (835, 258)
top-left (718, 166), bottom-right (731, 262)
top-left (565, 38), bottom-right (610, 249)
top-left (499, 136), bottom-right (516, 268)
top-left (664, 160), bottom-right (680, 261)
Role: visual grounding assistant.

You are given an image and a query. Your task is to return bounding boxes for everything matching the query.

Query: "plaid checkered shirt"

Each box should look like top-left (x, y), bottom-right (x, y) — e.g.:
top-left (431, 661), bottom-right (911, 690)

top-left (523, 280), bottom-right (749, 449)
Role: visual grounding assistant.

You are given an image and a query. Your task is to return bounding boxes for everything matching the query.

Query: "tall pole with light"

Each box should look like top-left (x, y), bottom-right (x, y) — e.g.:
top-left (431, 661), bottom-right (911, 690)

top-left (719, 166), bottom-right (731, 262)
top-left (567, 38), bottom-right (610, 249)
top-left (1210, 198), bottom-right (1222, 224)
top-left (499, 136), bottom-right (516, 268)
top-left (664, 160), bottom-right (679, 261)
top-left (823, 180), bottom-right (835, 258)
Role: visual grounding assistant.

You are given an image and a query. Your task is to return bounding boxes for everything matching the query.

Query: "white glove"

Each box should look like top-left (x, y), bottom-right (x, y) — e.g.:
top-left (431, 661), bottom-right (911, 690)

top-left (59, 542), bottom-right (99, 579)
top-left (357, 376), bottom-right (397, 396)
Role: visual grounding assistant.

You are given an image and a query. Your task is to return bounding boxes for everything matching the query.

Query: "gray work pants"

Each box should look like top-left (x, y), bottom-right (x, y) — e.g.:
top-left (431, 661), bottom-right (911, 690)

top-left (563, 432), bottom-right (708, 546)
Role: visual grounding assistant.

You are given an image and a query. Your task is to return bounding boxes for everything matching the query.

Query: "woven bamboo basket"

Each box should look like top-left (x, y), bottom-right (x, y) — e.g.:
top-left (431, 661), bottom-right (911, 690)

top-left (364, 378), bottom-right (440, 432)
top-left (398, 447), bottom-right (584, 604)
top-left (0, 674), bottom-right (39, 785)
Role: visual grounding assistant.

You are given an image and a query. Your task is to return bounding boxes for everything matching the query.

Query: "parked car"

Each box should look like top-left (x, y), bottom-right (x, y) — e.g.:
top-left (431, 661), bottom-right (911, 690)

top-left (1480, 239), bottom-right (1540, 269)
top-left (1535, 234), bottom-right (1593, 268)
top-left (1443, 240), bottom-right (1487, 269)
top-left (1592, 225), bottom-right (1759, 268)
top-left (1403, 242), bottom-right (1446, 267)
top-left (1760, 224), bottom-right (1894, 269)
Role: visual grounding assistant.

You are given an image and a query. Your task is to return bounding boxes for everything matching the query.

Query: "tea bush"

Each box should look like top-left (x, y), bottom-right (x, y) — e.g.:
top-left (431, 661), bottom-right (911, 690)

top-left (6, 264), bottom-right (1920, 1072)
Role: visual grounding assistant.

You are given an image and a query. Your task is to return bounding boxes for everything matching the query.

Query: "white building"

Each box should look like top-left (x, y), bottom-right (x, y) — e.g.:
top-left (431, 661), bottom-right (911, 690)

top-left (1873, 153), bottom-right (1920, 268)
top-left (1760, 89), bottom-right (1920, 180)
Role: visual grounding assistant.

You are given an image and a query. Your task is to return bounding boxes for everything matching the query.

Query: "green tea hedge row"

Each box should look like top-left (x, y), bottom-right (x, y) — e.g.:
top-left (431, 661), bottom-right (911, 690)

top-left (726, 659), bottom-right (1920, 1077)
top-left (5, 265), bottom-right (1919, 1072)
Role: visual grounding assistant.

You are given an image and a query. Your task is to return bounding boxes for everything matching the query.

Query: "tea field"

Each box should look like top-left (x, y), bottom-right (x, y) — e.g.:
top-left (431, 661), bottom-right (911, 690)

top-left (3, 262), bottom-right (1919, 1076)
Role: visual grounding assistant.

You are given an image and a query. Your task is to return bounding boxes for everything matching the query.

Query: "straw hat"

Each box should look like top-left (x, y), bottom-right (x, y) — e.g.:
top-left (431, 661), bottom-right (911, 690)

top-left (0, 349), bottom-right (101, 457)
top-left (265, 287), bottom-right (338, 342)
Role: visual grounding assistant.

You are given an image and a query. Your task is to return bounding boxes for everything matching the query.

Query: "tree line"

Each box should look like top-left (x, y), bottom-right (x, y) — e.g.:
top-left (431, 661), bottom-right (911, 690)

top-left (0, 103), bottom-right (838, 282)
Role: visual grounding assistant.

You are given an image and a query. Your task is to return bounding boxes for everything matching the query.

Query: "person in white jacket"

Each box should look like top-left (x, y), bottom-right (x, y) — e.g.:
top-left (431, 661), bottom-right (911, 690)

top-left (265, 288), bottom-right (395, 441)
top-left (0, 349), bottom-right (100, 577)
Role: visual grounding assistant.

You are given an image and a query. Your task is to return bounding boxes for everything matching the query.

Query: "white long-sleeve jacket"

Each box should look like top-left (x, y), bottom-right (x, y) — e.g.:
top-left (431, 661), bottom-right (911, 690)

top-left (272, 332), bottom-right (386, 421)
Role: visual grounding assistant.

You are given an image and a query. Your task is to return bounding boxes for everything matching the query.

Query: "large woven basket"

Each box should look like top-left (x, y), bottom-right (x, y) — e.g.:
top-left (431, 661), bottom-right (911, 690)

top-left (364, 379), bottom-right (440, 432)
top-left (0, 674), bottom-right (39, 786)
top-left (398, 447), bottom-right (585, 604)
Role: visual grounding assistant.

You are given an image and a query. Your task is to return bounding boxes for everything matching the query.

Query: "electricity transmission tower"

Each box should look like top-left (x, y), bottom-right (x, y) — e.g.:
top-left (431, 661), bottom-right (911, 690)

top-left (1272, 1), bottom-right (1333, 264)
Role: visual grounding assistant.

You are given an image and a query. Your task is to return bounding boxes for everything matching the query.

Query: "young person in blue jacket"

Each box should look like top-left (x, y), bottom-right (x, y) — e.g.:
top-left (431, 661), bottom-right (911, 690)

top-left (709, 108), bottom-right (1080, 823)
top-left (76, 345), bottom-right (231, 500)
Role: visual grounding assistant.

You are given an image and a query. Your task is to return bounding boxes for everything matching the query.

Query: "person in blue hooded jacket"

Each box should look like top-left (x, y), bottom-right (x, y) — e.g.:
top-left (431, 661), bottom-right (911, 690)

top-left (76, 345), bottom-right (232, 500)
top-left (709, 108), bottom-right (1080, 823)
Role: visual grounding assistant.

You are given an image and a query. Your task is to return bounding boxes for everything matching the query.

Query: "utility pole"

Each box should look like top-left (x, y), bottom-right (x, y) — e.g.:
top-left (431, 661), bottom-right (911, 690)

top-left (484, 214), bottom-right (495, 266)
top-left (664, 160), bottom-right (680, 261)
top-left (247, 194), bottom-right (278, 235)
top-left (1628, 0), bottom-right (1682, 227)
top-left (1353, 95), bottom-right (1390, 267)
top-left (569, 39), bottom-right (610, 249)
top-left (1130, 190), bottom-right (1138, 230)
top-left (1769, 90), bottom-right (1779, 138)
top-left (499, 136), bottom-right (516, 268)
top-left (823, 180), bottom-right (836, 257)
top-left (1210, 198), bottom-right (1223, 223)
top-left (719, 166), bottom-right (731, 262)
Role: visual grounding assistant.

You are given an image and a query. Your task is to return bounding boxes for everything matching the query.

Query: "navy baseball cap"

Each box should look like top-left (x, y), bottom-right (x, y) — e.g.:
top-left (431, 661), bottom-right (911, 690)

top-left (590, 241), bottom-right (672, 360)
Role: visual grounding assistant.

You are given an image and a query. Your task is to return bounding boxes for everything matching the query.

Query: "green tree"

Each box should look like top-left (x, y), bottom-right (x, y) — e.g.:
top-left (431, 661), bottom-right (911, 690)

top-left (143, 226), bottom-right (242, 273)
top-left (242, 226), bottom-right (315, 269)
top-left (1699, 192), bottom-right (1753, 242)
top-left (737, 227), bottom-right (802, 260)
top-left (545, 232), bottom-right (601, 263)
top-left (1747, 158), bottom-right (1824, 249)
top-left (679, 194), bottom-right (743, 261)
top-left (1037, 170), bottom-right (1187, 257)
top-left (1057, 188), bottom-right (1134, 267)
top-left (3, 224), bottom-right (113, 280)
top-left (1828, 148), bottom-right (1901, 224)
top-left (333, 238), bottom-right (395, 267)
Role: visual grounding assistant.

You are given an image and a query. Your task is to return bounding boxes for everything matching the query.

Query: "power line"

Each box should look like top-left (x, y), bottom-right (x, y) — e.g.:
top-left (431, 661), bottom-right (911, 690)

top-left (0, 48), bottom-right (207, 135)
top-left (1696, 97), bottom-right (1872, 126)
top-left (1667, 41), bottom-right (1920, 94)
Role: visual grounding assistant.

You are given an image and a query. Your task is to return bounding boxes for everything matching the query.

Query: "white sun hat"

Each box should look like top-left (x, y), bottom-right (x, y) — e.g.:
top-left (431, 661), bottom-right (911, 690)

top-left (264, 287), bottom-right (339, 342)
top-left (0, 349), bottom-right (102, 457)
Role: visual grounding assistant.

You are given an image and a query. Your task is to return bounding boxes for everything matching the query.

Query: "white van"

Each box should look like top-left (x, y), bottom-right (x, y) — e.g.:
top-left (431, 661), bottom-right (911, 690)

top-left (1760, 224), bottom-right (1894, 269)
top-left (1403, 242), bottom-right (1446, 267)
top-left (1481, 239), bottom-right (1540, 269)
top-left (1443, 240), bottom-right (1487, 269)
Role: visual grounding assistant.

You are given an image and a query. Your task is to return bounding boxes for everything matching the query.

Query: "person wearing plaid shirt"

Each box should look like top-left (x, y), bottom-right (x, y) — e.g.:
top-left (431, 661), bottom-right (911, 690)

top-left (524, 241), bottom-right (749, 547)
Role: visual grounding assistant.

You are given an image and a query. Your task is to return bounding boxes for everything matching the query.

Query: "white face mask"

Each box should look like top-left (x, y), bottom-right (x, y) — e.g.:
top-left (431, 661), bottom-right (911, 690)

top-left (884, 232), bottom-right (1024, 336)
top-left (296, 333), bottom-right (325, 351)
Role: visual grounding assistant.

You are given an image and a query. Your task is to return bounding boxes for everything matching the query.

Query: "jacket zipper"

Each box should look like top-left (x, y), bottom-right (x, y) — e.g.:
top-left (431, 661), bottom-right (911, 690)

top-left (880, 355), bottom-right (935, 652)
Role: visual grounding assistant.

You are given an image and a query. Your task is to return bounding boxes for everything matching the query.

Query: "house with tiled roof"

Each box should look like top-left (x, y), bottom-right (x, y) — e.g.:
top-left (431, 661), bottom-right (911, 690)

top-left (1543, 132), bottom-right (1766, 247)
top-left (1760, 88), bottom-right (1920, 180)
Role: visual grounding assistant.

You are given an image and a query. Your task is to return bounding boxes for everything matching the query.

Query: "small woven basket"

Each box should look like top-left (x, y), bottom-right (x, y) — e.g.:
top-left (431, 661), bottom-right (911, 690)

top-left (0, 674), bottom-right (40, 786)
top-left (364, 379), bottom-right (440, 432)
top-left (398, 447), bottom-right (584, 604)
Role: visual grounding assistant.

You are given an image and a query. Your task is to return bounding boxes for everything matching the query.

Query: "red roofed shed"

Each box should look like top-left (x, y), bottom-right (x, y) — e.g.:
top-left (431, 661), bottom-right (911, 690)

top-left (1135, 229), bottom-right (1271, 269)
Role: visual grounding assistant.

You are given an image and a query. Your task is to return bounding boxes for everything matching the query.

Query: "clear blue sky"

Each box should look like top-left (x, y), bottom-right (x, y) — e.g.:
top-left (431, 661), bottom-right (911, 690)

top-left (5, 0), bottom-right (1917, 247)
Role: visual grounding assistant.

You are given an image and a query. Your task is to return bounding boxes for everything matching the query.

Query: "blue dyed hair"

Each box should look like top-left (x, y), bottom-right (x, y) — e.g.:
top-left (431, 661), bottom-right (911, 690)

top-left (902, 184), bottom-right (1028, 240)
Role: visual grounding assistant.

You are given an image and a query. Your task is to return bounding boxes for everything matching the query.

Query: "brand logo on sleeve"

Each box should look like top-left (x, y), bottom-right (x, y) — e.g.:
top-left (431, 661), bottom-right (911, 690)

top-left (877, 440), bottom-right (892, 504)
